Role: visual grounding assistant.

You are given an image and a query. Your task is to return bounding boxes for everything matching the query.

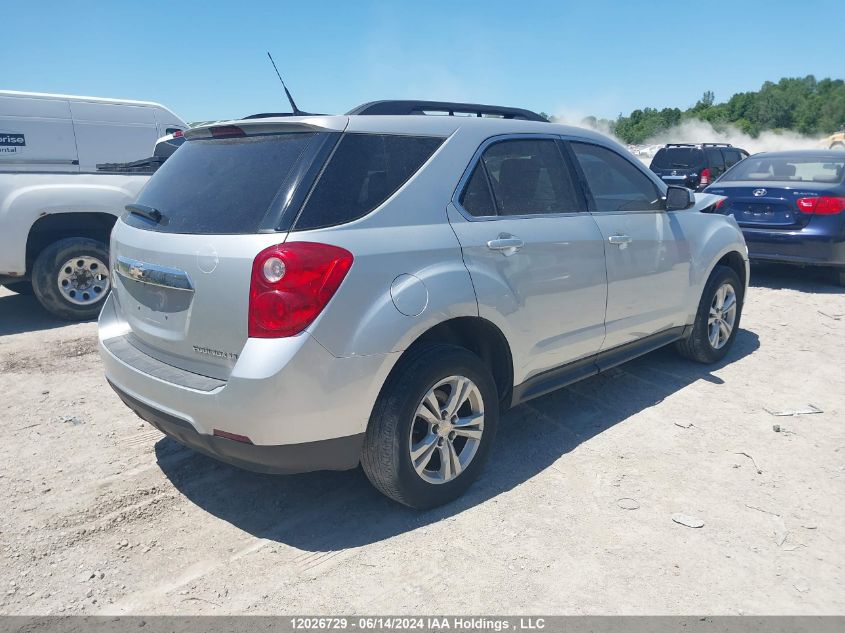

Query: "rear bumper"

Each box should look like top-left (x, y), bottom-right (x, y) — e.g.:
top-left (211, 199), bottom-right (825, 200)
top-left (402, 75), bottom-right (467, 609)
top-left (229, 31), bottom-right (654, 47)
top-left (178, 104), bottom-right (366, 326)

top-left (99, 293), bottom-right (399, 471)
top-left (743, 226), bottom-right (845, 268)
top-left (108, 381), bottom-right (363, 474)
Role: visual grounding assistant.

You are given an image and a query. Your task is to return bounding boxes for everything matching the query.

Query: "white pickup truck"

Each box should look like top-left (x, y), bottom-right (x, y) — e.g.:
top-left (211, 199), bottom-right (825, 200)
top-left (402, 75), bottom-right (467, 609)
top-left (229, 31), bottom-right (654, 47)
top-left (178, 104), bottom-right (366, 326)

top-left (0, 91), bottom-right (186, 319)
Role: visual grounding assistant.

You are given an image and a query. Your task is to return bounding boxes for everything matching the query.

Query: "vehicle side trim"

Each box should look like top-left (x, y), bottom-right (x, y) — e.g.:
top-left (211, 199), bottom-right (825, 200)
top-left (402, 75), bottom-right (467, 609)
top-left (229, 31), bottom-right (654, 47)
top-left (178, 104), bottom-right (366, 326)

top-left (0, 158), bottom-right (79, 165)
top-left (511, 325), bottom-right (690, 406)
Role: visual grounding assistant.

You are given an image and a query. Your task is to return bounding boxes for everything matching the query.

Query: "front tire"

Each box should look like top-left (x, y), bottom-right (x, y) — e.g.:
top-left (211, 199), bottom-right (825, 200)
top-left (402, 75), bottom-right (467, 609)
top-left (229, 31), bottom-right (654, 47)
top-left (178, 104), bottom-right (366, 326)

top-left (361, 344), bottom-right (499, 509)
top-left (675, 265), bottom-right (743, 363)
top-left (31, 237), bottom-right (111, 321)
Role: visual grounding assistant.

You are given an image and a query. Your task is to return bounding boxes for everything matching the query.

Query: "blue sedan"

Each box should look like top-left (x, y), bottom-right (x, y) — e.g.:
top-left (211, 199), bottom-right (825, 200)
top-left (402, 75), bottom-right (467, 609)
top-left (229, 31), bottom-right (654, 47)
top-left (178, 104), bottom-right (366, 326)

top-left (705, 150), bottom-right (845, 285)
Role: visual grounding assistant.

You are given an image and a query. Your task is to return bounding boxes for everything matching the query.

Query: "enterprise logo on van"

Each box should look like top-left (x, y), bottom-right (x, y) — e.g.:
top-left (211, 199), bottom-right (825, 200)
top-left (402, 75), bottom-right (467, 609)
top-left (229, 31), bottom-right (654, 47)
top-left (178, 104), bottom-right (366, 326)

top-left (0, 131), bottom-right (26, 154)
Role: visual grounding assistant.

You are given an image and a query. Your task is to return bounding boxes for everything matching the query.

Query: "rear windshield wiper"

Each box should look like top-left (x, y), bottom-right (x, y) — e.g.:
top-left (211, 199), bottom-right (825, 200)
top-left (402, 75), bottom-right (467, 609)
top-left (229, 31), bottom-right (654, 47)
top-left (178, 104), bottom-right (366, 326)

top-left (126, 203), bottom-right (163, 224)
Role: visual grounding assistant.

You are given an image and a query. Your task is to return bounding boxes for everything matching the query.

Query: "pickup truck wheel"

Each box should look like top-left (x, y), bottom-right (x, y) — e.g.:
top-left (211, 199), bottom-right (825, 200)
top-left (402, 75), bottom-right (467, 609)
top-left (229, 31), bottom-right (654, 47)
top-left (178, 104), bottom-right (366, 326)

top-left (675, 265), bottom-right (743, 364)
top-left (361, 344), bottom-right (499, 509)
top-left (2, 281), bottom-right (34, 295)
top-left (31, 238), bottom-right (111, 321)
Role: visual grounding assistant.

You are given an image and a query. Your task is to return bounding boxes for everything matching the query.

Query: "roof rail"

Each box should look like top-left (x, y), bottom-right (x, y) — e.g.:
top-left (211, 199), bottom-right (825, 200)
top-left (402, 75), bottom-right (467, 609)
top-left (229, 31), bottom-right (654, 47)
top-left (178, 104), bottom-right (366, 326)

top-left (346, 100), bottom-right (548, 122)
top-left (665, 142), bottom-right (733, 148)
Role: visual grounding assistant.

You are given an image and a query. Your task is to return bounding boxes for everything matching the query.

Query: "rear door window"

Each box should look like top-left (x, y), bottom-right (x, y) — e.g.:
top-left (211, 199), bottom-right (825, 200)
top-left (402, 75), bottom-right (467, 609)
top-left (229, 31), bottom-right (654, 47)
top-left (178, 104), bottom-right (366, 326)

top-left (476, 138), bottom-right (584, 215)
top-left (293, 133), bottom-right (443, 230)
top-left (723, 149), bottom-right (744, 168)
top-left (570, 142), bottom-right (663, 212)
top-left (126, 133), bottom-right (318, 234)
top-left (705, 147), bottom-right (726, 172)
top-left (460, 163), bottom-right (496, 217)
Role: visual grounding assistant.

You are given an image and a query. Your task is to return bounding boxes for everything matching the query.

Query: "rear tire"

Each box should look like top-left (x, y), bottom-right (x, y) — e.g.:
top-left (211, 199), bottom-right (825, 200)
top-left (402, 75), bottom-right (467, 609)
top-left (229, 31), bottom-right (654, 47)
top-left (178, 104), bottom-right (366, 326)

top-left (31, 237), bottom-right (111, 321)
top-left (675, 265), bottom-right (743, 364)
top-left (361, 344), bottom-right (499, 509)
top-left (2, 280), bottom-right (34, 295)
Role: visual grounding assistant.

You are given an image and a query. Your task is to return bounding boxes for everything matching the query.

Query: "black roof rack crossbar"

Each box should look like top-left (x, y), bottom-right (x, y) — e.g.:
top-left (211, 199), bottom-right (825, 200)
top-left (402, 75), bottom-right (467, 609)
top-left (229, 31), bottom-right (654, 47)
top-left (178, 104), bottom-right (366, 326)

top-left (346, 100), bottom-right (548, 122)
top-left (665, 142), bottom-right (733, 148)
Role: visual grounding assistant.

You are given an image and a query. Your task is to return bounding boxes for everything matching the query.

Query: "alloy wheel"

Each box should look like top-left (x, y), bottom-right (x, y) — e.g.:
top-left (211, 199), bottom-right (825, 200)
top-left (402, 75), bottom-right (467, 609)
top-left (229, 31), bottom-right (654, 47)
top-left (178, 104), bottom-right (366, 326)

top-left (408, 375), bottom-right (485, 484)
top-left (708, 282), bottom-right (737, 349)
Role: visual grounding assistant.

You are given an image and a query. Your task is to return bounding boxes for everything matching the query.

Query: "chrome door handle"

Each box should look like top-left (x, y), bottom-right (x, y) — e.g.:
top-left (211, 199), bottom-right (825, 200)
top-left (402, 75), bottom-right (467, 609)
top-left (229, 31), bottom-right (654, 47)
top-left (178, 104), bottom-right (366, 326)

top-left (608, 234), bottom-right (632, 245)
top-left (487, 234), bottom-right (524, 256)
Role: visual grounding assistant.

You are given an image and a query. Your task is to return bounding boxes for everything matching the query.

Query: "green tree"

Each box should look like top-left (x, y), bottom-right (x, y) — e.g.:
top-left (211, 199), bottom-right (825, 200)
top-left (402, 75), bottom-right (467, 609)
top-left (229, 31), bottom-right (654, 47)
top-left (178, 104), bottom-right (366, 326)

top-left (595, 75), bottom-right (845, 144)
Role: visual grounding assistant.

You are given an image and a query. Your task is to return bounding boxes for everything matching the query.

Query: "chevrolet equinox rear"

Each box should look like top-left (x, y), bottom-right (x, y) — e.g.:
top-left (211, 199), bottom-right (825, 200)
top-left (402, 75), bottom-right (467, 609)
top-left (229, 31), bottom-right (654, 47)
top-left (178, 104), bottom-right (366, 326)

top-left (100, 101), bottom-right (749, 508)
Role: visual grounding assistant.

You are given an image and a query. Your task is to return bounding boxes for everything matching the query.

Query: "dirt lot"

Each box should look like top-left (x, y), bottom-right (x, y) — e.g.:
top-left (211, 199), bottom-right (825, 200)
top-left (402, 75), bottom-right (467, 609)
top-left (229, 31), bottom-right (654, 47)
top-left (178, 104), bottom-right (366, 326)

top-left (1, 265), bottom-right (843, 616)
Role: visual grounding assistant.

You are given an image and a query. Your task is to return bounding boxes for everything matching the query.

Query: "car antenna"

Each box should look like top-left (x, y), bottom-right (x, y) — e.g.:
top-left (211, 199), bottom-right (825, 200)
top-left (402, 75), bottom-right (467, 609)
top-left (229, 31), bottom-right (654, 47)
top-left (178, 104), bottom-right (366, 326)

top-left (267, 52), bottom-right (304, 115)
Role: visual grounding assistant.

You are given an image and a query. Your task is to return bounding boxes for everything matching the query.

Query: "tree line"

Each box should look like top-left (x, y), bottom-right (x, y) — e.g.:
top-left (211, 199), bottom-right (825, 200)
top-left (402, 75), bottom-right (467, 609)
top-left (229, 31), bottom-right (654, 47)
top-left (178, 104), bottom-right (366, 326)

top-left (559, 76), bottom-right (845, 145)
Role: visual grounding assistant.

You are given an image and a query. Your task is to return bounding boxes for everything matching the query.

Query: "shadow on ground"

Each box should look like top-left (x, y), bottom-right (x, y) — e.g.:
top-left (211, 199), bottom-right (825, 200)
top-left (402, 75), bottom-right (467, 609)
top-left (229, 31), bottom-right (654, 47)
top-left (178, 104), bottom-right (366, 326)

top-left (0, 291), bottom-right (77, 336)
top-left (156, 328), bottom-right (760, 551)
top-left (750, 262), bottom-right (844, 294)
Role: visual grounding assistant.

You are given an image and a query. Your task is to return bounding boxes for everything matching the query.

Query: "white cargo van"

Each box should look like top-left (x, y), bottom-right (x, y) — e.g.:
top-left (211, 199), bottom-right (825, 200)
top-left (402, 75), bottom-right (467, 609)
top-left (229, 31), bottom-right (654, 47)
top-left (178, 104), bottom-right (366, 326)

top-left (0, 90), bottom-right (186, 172)
top-left (0, 91), bottom-right (187, 319)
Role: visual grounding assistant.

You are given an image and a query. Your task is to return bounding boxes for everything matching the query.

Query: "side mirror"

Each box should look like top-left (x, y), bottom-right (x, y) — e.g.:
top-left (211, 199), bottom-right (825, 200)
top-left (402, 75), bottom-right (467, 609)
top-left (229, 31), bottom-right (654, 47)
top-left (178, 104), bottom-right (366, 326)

top-left (665, 185), bottom-right (695, 211)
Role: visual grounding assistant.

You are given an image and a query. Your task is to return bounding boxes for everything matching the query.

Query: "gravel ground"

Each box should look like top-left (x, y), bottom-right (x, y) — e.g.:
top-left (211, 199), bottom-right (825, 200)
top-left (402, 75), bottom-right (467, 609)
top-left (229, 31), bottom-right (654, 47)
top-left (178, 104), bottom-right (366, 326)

top-left (1, 264), bottom-right (843, 615)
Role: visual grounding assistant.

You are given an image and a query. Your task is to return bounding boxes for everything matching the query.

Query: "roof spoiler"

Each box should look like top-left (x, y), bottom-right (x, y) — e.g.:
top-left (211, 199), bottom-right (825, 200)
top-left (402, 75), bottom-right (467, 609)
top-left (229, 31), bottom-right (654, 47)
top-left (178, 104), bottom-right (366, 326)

top-left (347, 100), bottom-right (547, 122)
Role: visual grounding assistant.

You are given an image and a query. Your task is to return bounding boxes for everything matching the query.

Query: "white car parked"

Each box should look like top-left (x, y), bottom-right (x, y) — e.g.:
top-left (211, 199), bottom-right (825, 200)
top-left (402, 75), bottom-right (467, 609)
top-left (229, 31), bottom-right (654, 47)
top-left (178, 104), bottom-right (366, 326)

top-left (0, 90), bottom-right (186, 318)
top-left (99, 100), bottom-right (748, 508)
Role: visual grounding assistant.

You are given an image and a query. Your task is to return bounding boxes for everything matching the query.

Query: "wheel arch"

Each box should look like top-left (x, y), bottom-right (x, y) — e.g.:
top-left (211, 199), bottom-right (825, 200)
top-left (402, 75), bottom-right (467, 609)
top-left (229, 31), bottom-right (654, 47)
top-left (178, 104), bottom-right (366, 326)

top-left (382, 316), bottom-right (515, 409)
top-left (713, 249), bottom-right (748, 294)
top-left (27, 212), bottom-right (117, 271)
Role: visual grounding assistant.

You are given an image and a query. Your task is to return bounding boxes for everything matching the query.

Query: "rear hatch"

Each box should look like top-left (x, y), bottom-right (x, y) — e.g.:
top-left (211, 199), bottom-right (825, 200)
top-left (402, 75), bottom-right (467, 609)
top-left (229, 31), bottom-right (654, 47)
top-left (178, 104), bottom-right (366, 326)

top-left (705, 184), bottom-right (809, 229)
top-left (110, 117), bottom-right (346, 380)
top-left (707, 153), bottom-right (845, 229)
top-left (650, 147), bottom-right (706, 188)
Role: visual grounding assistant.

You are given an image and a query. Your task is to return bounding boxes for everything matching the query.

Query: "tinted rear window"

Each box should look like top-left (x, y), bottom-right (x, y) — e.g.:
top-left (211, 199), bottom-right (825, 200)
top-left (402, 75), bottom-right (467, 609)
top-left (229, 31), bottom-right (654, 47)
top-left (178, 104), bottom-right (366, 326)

top-left (720, 156), bottom-right (845, 183)
top-left (126, 133), bottom-right (317, 234)
top-left (293, 133), bottom-right (443, 230)
top-left (651, 147), bottom-right (705, 169)
top-left (705, 147), bottom-right (725, 169)
top-left (460, 163), bottom-right (496, 217)
top-left (723, 148), bottom-right (744, 168)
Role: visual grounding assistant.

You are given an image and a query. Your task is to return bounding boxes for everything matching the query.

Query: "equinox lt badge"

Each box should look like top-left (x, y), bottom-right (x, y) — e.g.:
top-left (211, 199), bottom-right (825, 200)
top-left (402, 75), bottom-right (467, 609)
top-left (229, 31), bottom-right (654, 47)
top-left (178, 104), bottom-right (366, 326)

top-left (193, 345), bottom-right (238, 360)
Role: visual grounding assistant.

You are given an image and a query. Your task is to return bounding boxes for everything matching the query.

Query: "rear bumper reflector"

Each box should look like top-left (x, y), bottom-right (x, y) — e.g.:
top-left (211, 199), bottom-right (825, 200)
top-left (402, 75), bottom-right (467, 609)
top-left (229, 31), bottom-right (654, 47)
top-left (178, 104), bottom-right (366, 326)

top-left (213, 429), bottom-right (253, 444)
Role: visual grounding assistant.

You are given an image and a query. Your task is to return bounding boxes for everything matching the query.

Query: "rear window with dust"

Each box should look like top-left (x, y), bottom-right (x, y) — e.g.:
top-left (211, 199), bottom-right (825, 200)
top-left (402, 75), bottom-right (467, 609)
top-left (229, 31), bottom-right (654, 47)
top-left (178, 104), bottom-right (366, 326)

top-left (125, 133), bottom-right (318, 234)
top-left (651, 147), bottom-right (705, 169)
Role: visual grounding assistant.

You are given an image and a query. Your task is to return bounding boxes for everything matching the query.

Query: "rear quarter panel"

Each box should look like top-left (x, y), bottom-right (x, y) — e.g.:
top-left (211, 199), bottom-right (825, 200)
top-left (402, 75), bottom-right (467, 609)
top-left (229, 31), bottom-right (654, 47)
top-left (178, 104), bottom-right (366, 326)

top-left (297, 131), bottom-right (480, 358)
top-left (0, 173), bottom-right (148, 275)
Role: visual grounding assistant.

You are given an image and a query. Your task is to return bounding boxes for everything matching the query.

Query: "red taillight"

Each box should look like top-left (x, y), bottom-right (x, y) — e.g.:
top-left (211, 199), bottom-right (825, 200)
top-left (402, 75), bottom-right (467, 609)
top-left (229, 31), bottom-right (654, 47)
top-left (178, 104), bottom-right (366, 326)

top-left (714, 198), bottom-right (726, 209)
top-left (796, 196), bottom-right (845, 215)
top-left (172, 129), bottom-right (184, 138)
top-left (210, 125), bottom-right (246, 138)
top-left (248, 242), bottom-right (354, 338)
top-left (699, 168), bottom-right (712, 186)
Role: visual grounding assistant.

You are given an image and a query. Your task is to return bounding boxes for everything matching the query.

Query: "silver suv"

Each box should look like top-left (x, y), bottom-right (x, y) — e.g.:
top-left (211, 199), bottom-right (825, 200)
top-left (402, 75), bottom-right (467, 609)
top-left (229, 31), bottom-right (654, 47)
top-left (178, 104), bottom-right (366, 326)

top-left (99, 100), bottom-right (749, 508)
